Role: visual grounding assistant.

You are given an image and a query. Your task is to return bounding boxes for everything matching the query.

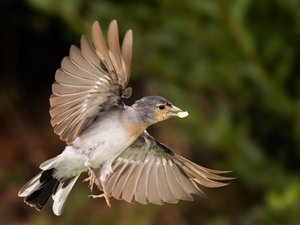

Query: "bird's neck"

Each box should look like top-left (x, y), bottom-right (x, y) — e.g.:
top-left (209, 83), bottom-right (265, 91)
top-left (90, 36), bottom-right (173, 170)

top-left (121, 106), bottom-right (149, 138)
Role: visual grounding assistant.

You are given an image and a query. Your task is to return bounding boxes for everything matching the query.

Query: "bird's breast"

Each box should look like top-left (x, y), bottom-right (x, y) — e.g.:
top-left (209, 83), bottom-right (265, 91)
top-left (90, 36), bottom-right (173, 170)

top-left (73, 111), bottom-right (144, 168)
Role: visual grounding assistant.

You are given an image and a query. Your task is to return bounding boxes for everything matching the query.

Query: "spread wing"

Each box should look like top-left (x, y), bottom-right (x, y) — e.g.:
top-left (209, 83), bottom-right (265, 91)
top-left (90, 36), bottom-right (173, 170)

top-left (104, 133), bottom-right (232, 205)
top-left (49, 20), bottom-right (133, 143)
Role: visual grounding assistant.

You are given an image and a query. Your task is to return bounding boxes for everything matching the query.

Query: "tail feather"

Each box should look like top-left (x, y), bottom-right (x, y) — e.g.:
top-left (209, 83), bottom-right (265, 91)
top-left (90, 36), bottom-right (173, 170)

top-left (52, 175), bottom-right (79, 215)
top-left (39, 156), bottom-right (58, 170)
top-left (18, 168), bottom-right (79, 215)
top-left (24, 176), bottom-right (59, 211)
top-left (18, 173), bottom-right (43, 197)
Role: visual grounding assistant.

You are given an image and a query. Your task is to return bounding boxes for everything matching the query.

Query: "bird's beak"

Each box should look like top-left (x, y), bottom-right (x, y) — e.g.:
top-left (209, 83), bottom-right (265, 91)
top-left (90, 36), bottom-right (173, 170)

top-left (169, 105), bottom-right (189, 118)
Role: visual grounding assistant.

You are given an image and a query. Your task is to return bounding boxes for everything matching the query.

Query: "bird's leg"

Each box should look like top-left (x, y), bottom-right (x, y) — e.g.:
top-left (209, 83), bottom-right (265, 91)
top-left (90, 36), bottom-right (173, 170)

top-left (83, 167), bottom-right (100, 191)
top-left (88, 176), bottom-right (111, 207)
top-left (83, 162), bottom-right (101, 191)
top-left (88, 160), bottom-right (113, 207)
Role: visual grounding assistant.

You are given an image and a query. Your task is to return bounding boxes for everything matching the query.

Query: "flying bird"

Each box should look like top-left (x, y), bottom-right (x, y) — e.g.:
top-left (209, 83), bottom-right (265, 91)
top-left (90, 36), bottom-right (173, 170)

top-left (18, 20), bottom-right (232, 216)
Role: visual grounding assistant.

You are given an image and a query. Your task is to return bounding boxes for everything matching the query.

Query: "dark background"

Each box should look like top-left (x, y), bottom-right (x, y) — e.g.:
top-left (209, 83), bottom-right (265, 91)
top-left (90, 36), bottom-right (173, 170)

top-left (1, 0), bottom-right (300, 224)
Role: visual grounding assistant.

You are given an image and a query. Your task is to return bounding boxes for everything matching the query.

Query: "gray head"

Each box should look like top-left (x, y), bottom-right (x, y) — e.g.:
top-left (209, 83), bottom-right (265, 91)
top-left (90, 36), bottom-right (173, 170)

top-left (132, 96), bottom-right (188, 126)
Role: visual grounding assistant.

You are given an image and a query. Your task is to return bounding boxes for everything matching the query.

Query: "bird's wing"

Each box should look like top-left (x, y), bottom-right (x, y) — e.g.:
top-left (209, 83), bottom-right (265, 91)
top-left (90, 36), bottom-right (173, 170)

top-left (50, 20), bottom-right (133, 143)
top-left (104, 132), bottom-right (232, 205)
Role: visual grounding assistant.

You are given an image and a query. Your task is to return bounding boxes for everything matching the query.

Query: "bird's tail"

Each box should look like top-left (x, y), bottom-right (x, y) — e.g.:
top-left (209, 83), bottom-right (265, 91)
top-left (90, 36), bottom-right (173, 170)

top-left (18, 158), bottom-right (79, 216)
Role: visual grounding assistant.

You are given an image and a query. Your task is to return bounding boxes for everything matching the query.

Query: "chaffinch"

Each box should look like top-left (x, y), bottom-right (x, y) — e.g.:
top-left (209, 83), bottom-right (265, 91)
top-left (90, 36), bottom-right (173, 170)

top-left (18, 20), bottom-right (232, 216)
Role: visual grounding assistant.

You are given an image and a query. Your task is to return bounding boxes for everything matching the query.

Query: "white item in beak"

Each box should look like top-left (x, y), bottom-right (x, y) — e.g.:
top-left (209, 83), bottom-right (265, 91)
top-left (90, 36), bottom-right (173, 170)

top-left (177, 111), bottom-right (189, 118)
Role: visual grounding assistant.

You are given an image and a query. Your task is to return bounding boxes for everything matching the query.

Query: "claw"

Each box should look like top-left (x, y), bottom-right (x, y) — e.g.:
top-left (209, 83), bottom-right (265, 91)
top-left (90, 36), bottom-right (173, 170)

top-left (84, 163), bottom-right (112, 207)
top-left (83, 176), bottom-right (93, 191)
top-left (89, 193), bottom-right (111, 207)
top-left (83, 167), bottom-right (101, 191)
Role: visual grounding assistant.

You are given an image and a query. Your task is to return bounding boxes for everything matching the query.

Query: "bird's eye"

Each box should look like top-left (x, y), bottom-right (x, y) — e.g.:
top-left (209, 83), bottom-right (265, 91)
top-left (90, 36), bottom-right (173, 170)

top-left (158, 105), bottom-right (165, 110)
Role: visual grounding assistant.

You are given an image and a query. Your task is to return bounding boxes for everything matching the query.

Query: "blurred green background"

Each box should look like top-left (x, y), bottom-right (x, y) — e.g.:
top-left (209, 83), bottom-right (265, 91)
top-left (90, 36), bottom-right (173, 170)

top-left (1, 0), bottom-right (300, 224)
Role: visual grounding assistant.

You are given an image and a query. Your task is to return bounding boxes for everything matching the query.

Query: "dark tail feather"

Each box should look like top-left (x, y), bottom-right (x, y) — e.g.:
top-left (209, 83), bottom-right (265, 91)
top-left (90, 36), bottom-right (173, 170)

top-left (18, 168), bottom-right (80, 216)
top-left (19, 169), bottom-right (59, 211)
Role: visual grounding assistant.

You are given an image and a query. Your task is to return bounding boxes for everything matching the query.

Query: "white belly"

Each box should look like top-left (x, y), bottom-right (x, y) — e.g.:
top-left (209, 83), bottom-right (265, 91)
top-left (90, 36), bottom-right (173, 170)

top-left (72, 112), bottom-right (137, 168)
top-left (87, 128), bottom-right (135, 168)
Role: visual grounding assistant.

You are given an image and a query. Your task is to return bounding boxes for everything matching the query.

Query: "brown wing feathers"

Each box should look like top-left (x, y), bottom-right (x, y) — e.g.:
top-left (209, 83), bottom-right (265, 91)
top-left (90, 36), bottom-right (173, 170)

top-left (104, 134), bottom-right (233, 205)
top-left (107, 21), bottom-right (123, 82)
top-left (173, 156), bottom-right (231, 188)
top-left (121, 29), bottom-right (133, 86)
top-left (91, 20), bottom-right (132, 88)
top-left (50, 20), bottom-right (133, 143)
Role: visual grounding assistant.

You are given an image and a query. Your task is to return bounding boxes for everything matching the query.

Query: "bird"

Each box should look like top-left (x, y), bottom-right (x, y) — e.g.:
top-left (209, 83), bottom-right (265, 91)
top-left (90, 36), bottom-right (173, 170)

top-left (18, 20), bottom-right (232, 216)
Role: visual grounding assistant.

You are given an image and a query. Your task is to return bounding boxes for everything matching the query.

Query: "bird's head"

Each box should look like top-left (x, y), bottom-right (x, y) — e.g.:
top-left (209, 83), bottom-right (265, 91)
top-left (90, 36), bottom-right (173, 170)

top-left (132, 96), bottom-right (189, 126)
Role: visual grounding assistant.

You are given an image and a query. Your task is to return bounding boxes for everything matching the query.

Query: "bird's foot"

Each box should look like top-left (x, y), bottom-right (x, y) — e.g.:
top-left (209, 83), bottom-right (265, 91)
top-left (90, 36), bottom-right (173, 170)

top-left (89, 193), bottom-right (111, 207)
top-left (83, 167), bottom-right (101, 191)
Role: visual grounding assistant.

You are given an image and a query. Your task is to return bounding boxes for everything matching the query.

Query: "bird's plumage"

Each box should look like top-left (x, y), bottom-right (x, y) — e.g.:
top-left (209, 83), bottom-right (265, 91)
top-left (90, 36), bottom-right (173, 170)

top-left (105, 132), bottom-right (231, 205)
top-left (18, 168), bottom-right (80, 215)
top-left (50, 20), bottom-right (133, 144)
top-left (18, 20), bottom-right (232, 216)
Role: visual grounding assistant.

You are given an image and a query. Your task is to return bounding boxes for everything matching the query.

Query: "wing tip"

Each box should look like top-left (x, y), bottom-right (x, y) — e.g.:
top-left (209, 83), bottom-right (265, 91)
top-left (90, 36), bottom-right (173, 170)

top-left (109, 19), bottom-right (118, 27)
top-left (92, 20), bottom-right (100, 29)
